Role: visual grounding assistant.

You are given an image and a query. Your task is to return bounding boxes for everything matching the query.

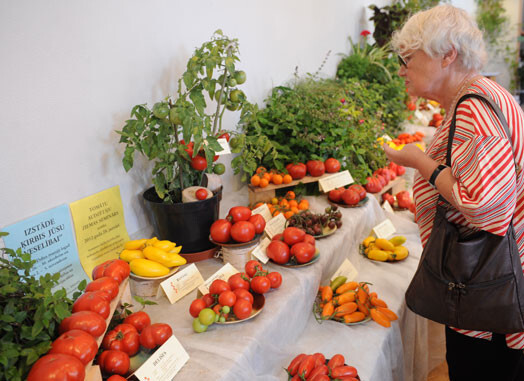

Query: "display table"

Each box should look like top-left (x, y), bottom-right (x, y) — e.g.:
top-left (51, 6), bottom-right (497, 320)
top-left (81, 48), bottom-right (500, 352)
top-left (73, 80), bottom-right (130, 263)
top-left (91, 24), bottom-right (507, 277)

top-left (139, 187), bottom-right (445, 380)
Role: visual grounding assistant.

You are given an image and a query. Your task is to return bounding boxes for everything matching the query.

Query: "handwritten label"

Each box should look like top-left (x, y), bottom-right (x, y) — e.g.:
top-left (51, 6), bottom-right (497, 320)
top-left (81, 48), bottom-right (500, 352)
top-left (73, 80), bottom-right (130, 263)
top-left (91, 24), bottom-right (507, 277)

top-left (372, 219), bottom-right (397, 239)
top-left (161, 264), bottom-right (204, 304)
top-left (330, 259), bottom-right (358, 283)
top-left (318, 170), bottom-right (354, 193)
top-left (264, 213), bottom-right (286, 239)
top-left (382, 200), bottom-right (394, 213)
top-left (133, 335), bottom-right (189, 381)
top-left (251, 237), bottom-right (271, 264)
top-left (198, 262), bottom-right (238, 295)
top-left (251, 203), bottom-right (272, 222)
top-left (215, 138), bottom-right (231, 155)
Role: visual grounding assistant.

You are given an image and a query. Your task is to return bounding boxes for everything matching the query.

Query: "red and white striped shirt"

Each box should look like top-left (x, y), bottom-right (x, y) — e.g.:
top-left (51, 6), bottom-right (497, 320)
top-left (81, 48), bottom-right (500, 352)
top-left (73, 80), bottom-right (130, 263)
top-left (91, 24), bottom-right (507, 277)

top-left (413, 77), bottom-right (524, 349)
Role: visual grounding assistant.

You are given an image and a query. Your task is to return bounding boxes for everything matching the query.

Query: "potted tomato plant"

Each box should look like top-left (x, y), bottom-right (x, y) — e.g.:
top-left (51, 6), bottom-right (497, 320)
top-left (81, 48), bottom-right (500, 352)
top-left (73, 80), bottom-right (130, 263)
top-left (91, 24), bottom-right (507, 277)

top-left (117, 30), bottom-right (249, 255)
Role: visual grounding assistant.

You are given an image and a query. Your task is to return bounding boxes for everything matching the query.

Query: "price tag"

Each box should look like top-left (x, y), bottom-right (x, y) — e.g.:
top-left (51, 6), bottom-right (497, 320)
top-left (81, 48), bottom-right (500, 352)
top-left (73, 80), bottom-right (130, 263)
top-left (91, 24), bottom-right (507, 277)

top-left (372, 218), bottom-right (397, 239)
top-left (160, 264), bottom-right (204, 304)
top-left (133, 335), bottom-right (189, 381)
top-left (251, 237), bottom-right (271, 264)
top-left (382, 200), bottom-right (394, 213)
top-left (318, 170), bottom-right (354, 193)
top-left (215, 138), bottom-right (231, 155)
top-left (264, 213), bottom-right (286, 238)
top-left (198, 262), bottom-right (238, 295)
top-left (330, 258), bottom-right (358, 283)
top-left (251, 203), bottom-right (272, 222)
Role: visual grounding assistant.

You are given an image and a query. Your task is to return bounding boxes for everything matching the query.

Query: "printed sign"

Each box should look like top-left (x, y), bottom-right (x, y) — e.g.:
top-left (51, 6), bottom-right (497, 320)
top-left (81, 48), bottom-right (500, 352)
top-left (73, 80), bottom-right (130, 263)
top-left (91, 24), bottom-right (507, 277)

top-left (215, 138), bottom-right (231, 155)
top-left (318, 170), bottom-right (354, 193)
top-left (330, 258), bottom-right (358, 283)
top-left (161, 264), bottom-right (204, 304)
top-left (382, 200), bottom-right (394, 213)
top-left (372, 219), bottom-right (397, 239)
top-left (251, 203), bottom-right (272, 222)
top-left (251, 237), bottom-right (271, 264)
top-left (264, 213), bottom-right (286, 238)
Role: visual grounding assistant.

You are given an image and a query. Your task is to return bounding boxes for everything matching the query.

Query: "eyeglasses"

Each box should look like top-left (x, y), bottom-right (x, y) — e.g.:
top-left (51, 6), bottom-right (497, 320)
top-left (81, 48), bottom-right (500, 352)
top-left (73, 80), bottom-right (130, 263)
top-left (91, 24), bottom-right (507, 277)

top-left (398, 54), bottom-right (408, 67)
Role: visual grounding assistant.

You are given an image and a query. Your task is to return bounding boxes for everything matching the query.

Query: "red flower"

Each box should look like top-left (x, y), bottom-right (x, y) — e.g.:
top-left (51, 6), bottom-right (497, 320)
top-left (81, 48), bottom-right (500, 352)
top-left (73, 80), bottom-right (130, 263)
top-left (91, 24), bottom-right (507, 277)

top-left (340, 98), bottom-right (346, 103)
top-left (359, 119), bottom-right (365, 124)
top-left (360, 30), bottom-right (371, 37)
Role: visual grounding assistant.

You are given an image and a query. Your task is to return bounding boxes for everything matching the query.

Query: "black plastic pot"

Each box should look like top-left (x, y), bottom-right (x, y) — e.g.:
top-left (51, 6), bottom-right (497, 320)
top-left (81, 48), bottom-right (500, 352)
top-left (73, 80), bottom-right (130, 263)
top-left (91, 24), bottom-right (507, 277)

top-left (142, 186), bottom-right (222, 254)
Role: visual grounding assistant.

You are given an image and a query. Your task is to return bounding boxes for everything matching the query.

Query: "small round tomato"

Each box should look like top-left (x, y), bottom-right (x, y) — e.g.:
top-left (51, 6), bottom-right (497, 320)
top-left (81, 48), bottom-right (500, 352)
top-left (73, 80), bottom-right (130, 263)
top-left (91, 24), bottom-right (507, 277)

top-left (202, 293), bottom-right (216, 307)
top-left (230, 221), bottom-right (256, 243)
top-left (139, 323), bottom-right (173, 349)
top-left (233, 288), bottom-right (254, 305)
top-left (248, 214), bottom-right (266, 234)
top-left (233, 299), bottom-right (253, 320)
top-left (218, 290), bottom-right (237, 307)
top-left (291, 242), bottom-right (316, 264)
top-left (245, 260), bottom-right (264, 278)
top-left (195, 188), bottom-right (208, 200)
top-left (250, 276), bottom-right (271, 294)
top-left (283, 227), bottom-right (306, 246)
top-left (266, 240), bottom-right (290, 264)
top-left (209, 279), bottom-right (231, 295)
top-left (191, 155), bottom-right (207, 171)
top-left (59, 311), bottom-right (107, 338)
top-left (72, 291), bottom-right (110, 319)
top-left (189, 298), bottom-right (207, 318)
top-left (98, 349), bottom-right (130, 376)
top-left (92, 259), bottom-right (130, 284)
top-left (123, 311), bottom-right (151, 333)
top-left (85, 277), bottom-right (119, 300)
top-left (102, 324), bottom-right (140, 356)
top-left (267, 272), bottom-right (282, 288)
top-left (210, 219), bottom-right (232, 243)
top-left (228, 206), bottom-right (252, 222)
top-left (49, 329), bottom-right (98, 365)
top-left (228, 273), bottom-right (250, 291)
top-left (325, 158), bottom-right (341, 173)
top-left (27, 353), bottom-right (85, 381)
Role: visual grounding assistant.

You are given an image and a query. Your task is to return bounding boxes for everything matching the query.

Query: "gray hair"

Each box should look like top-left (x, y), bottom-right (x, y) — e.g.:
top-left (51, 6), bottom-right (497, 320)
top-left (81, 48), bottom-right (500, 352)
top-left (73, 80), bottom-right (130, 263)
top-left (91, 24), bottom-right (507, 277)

top-left (391, 4), bottom-right (486, 70)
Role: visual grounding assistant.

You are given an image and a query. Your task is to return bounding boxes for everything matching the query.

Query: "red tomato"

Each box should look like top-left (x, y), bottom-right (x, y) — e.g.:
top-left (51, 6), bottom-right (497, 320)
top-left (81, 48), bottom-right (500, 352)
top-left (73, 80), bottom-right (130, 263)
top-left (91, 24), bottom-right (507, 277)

top-left (312, 352), bottom-right (326, 368)
top-left (303, 234), bottom-right (316, 247)
top-left (327, 354), bottom-right (345, 371)
top-left (218, 290), bottom-right (237, 307)
top-left (396, 165), bottom-right (406, 175)
top-left (376, 174), bottom-right (387, 187)
top-left (49, 329), bottom-right (98, 365)
top-left (374, 168), bottom-right (391, 183)
top-left (324, 158), bottom-right (341, 173)
top-left (228, 206), bottom-right (252, 222)
top-left (365, 176), bottom-right (382, 193)
top-left (27, 353), bottom-right (85, 381)
top-left (331, 366), bottom-right (358, 377)
top-left (266, 240), bottom-right (290, 264)
top-left (245, 260), bottom-right (264, 278)
top-left (382, 192), bottom-right (395, 206)
top-left (287, 163), bottom-right (307, 180)
top-left (102, 324), bottom-right (139, 356)
top-left (267, 272), bottom-right (282, 288)
top-left (283, 227), bottom-right (306, 246)
top-left (92, 259), bottom-right (130, 284)
top-left (191, 155), bottom-right (207, 171)
top-left (189, 299), bottom-right (206, 318)
top-left (218, 132), bottom-right (231, 142)
top-left (233, 288), bottom-right (254, 305)
top-left (291, 242), bottom-right (316, 264)
top-left (388, 161), bottom-right (399, 174)
top-left (272, 233), bottom-right (284, 241)
top-left (139, 323), bottom-right (173, 349)
top-left (212, 303), bottom-right (223, 315)
top-left (209, 279), bottom-right (231, 295)
top-left (210, 219), bottom-right (232, 243)
top-left (98, 349), bottom-right (130, 376)
top-left (308, 365), bottom-right (329, 379)
top-left (59, 311), bottom-right (107, 338)
top-left (230, 221), bottom-right (256, 243)
top-left (396, 190), bottom-right (412, 209)
top-left (123, 311), bottom-right (151, 333)
top-left (72, 291), bottom-right (110, 319)
top-left (348, 184), bottom-right (366, 200)
top-left (195, 188), bottom-right (208, 200)
top-left (107, 376), bottom-right (127, 381)
top-left (287, 353), bottom-right (306, 376)
top-left (328, 188), bottom-right (343, 203)
top-left (310, 375), bottom-right (330, 381)
top-left (85, 277), bottom-right (119, 300)
top-left (233, 299), bottom-right (252, 319)
top-left (306, 160), bottom-right (325, 177)
top-left (297, 355), bottom-right (315, 379)
top-left (248, 214), bottom-right (266, 234)
top-left (228, 273), bottom-right (250, 291)
top-left (202, 293), bottom-right (216, 307)
top-left (250, 276), bottom-right (271, 294)
top-left (341, 189), bottom-right (360, 206)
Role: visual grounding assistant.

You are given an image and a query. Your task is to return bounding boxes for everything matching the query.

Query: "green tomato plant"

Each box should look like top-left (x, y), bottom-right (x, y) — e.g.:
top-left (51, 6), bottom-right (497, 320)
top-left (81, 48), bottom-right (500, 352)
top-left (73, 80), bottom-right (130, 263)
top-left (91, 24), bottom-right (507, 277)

top-left (117, 30), bottom-right (249, 203)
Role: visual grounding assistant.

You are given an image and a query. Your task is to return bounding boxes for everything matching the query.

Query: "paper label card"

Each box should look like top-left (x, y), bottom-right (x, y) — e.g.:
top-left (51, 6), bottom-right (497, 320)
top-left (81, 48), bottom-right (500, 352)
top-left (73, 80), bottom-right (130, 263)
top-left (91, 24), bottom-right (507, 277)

top-left (69, 186), bottom-right (130, 279)
top-left (318, 170), bottom-right (354, 193)
top-left (330, 259), bottom-right (358, 283)
top-left (1, 204), bottom-right (89, 297)
top-left (382, 201), bottom-right (394, 214)
top-left (251, 237), bottom-right (271, 264)
top-left (264, 213), bottom-right (286, 238)
top-left (215, 138), bottom-right (231, 155)
top-left (161, 264), bottom-right (204, 304)
top-left (381, 134), bottom-right (392, 142)
top-left (134, 335), bottom-right (189, 381)
top-left (198, 262), bottom-right (238, 295)
top-left (372, 219), bottom-right (397, 239)
top-left (251, 203), bottom-right (272, 222)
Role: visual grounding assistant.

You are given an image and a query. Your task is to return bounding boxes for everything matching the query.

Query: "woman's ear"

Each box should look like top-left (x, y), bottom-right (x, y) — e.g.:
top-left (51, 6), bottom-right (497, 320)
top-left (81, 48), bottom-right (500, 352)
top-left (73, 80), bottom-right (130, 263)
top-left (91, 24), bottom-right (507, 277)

top-left (442, 47), bottom-right (458, 68)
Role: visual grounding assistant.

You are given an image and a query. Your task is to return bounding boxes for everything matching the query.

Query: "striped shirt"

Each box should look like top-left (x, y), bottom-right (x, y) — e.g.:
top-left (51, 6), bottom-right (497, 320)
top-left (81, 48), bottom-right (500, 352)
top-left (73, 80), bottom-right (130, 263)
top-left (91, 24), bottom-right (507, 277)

top-left (413, 77), bottom-right (524, 349)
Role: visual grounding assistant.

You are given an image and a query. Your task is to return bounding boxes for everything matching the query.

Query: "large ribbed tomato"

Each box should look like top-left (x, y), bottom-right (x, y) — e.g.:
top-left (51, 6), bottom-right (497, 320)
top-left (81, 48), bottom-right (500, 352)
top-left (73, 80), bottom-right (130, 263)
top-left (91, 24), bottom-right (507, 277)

top-left (59, 311), bottom-right (107, 338)
top-left (92, 259), bottom-right (130, 284)
top-left (306, 160), bottom-right (325, 177)
top-left (49, 330), bottom-right (98, 365)
top-left (72, 291), bottom-right (110, 319)
top-left (286, 163), bottom-right (307, 180)
top-left (102, 324), bottom-right (140, 356)
top-left (27, 354), bottom-right (85, 381)
top-left (98, 350), bottom-right (130, 376)
top-left (139, 323), bottom-right (173, 349)
top-left (123, 311), bottom-right (151, 333)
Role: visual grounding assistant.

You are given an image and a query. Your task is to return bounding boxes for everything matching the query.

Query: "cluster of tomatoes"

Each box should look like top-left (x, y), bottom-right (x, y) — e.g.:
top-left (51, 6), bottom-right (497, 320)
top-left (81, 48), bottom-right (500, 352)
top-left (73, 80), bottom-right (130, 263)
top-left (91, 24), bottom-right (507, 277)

top-left (210, 206), bottom-right (266, 244)
top-left (382, 190), bottom-right (415, 212)
top-left (428, 112), bottom-right (445, 127)
top-left (189, 260), bottom-right (282, 332)
top-left (181, 131), bottom-right (230, 174)
top-left (327, 184), bottom-right (367, 206)
top-left (253, 190), bottom-right (310, 219)
top-left (267, 227), bottom-right (316, 265)
top-left (250, 158), bottom-right (341, 188)
top-left (364, 162), bottom-right (406, 193)
top-left (391, 131), bottom-right (425, 145)
top-left (286, 352), bottom-right (359, 381)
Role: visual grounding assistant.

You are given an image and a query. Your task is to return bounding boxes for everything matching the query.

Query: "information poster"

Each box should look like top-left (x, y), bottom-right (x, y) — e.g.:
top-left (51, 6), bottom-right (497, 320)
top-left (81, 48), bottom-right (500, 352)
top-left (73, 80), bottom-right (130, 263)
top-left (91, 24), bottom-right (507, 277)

top-left (70, 186), bottom-right (130, 279)
top-left (1, 204), bottom-right (88, 296)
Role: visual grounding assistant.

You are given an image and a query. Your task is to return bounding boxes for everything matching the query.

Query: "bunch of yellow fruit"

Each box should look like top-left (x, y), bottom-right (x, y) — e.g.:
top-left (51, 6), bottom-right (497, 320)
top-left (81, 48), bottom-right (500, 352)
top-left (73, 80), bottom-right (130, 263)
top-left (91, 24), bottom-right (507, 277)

top-left (361, 235), bottom-right (409, 262)
top-left (120, 237), bottom-right (186, 277)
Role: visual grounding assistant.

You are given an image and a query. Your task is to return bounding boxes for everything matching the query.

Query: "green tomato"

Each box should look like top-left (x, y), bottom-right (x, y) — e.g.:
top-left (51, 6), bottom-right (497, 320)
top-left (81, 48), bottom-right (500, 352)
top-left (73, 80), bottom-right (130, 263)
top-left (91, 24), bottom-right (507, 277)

top-left (219, 316), bottom-right (226, 323)
top-left (193, 317), bottom-right (208, 333)
top-left (234, 70), bottom-right (246, 85)
top-left (226, 102), bottom-right (239, 111)
top-left (213, 163), bottom-right (226, 175)
top-left (198, 308), bottom-right (216, 326)
top-left (169, 108), bottom-right (182, 125)
top-left (229, 137), bottom-right (241, 150)
top-left (221, 305), bottom-right (230, 314)
top-left (153, 102), bottom-right (169, 119)
top-left (229, 90), bottom-right (244, 103)
top-left (214, 313), bottom-right (220, 322)
top-left (228, 78), bottom-right (237, 87)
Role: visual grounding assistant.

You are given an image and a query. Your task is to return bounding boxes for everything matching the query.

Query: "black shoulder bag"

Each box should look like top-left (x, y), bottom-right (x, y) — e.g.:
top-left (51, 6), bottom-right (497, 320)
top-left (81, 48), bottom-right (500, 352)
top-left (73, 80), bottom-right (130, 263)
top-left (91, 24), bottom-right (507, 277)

top-left (405, 93), bottom-right (524, 333)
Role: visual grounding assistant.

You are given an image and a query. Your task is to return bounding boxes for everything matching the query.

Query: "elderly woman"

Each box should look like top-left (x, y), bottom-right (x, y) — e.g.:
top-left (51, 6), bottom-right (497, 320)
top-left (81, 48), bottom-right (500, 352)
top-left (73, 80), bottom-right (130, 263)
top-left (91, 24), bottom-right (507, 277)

top-left (384, 4), bottom-right (524, 380)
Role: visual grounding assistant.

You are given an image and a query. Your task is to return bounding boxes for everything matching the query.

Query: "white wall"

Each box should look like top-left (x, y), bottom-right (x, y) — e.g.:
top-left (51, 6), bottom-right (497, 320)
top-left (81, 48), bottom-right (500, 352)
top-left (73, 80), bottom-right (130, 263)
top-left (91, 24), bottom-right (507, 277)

top-left (0, 0), bottom-right (389, 235)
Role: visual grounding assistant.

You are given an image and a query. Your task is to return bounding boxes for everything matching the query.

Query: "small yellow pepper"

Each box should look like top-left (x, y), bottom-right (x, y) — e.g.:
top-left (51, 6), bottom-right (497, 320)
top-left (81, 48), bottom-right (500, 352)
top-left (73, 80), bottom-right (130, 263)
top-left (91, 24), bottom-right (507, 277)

top-left (130, 258), bottom-right (170, 277)
top-left (120, 249), bottom-right (145, 263)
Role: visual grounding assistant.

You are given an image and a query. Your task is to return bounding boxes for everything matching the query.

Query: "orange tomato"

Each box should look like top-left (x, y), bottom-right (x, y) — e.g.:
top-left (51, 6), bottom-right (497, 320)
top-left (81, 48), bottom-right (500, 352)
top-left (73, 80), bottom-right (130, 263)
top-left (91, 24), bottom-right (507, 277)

top-left (290, 206), bottom-right (299, 214)
top-left (370, 297), bottom-right (388, 308)
top-left (254, 202), bottom-right (264, 208)
top-left (288, 200), bottom-right (298, 208)
top-left (284, 211), bottom-right (294, 219)
top-left (298, 200), bottom-right (309, 210)
top-left (377, 306), bottom-right (398, 321)
top-left (262, 172), bottom-right (271, 181)
top-left (283, 174), bottom-right (293, 184)
top-left (286, 191), bottom-right (296, 200)
top-left (321, 286), bottom-right (333, 303)
top-left (343, 311), bottom-right (366, 323)
top-left (259, 178), bottom-right (269, 188)
top-left (272, 210), bottom-right (280, 216)
top-left (334, 302), bottom-right (358, 317)
top-left (279, 199), bottom-right (289, 208)
top-left (322, 301), bottom-right (334, 319)
top-left (271, 197), bottom-right (278, 205)
top-left (250, 175), bottom-right (261, 187)
top-left (256, 166), bottom-right (266, 174)
top-left (272, 174), bottom-right (283, 185)
top-left (370, 308), bottom-right (391, 327)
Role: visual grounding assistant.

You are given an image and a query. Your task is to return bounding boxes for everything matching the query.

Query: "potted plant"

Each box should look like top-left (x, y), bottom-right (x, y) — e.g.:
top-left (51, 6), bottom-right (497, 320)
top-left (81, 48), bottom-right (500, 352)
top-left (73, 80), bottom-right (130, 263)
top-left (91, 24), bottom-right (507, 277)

top-left (117, 30), bottom-right (249, 255)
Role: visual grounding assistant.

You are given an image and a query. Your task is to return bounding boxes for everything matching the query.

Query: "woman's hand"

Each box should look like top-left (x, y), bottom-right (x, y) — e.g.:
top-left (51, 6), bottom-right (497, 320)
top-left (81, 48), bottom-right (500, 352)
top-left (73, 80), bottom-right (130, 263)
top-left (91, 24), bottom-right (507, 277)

top-left (383, 143), bottom-right (428, 170)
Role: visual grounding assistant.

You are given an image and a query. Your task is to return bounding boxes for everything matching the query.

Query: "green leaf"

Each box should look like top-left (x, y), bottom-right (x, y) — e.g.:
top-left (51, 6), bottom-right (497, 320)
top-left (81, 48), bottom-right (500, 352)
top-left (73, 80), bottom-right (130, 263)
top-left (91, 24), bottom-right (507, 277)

top-left (54, 302), bottom-right (70, 320)
top-left (189, 89), bottom-right (206, 116)
top-left (31, 320), bottom-right (43, 338)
